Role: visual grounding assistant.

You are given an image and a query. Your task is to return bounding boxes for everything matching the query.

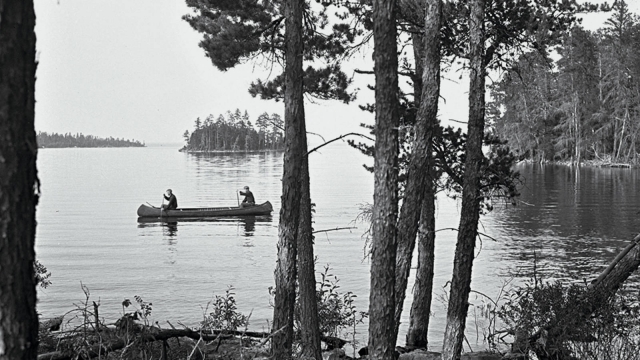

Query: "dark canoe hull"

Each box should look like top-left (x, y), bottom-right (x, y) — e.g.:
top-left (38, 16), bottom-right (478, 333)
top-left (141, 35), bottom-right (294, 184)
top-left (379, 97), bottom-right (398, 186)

top-left (136, 201), bottom-right (273, 218)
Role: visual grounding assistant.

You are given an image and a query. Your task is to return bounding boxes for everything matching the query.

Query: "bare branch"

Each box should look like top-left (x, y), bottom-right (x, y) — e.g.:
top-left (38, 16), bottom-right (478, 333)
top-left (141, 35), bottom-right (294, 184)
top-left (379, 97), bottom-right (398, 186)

top-left (306, 132), bottom-right (374, 156)
top-left (313, 226), bottom-right (357, 234)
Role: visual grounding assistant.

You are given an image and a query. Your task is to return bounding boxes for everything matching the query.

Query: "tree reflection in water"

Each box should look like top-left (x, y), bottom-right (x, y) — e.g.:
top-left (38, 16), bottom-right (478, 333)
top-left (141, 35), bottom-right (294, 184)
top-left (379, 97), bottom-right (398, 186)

top-left (485, 164), bottom-right (640, 283)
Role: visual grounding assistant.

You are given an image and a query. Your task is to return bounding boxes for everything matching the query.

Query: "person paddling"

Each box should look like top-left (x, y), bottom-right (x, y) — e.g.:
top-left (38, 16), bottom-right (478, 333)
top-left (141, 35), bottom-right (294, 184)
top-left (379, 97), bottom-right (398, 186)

top-left (162, 189), bottom-right (178, 210)
top-left (239, 186), bottom-right (255, 207)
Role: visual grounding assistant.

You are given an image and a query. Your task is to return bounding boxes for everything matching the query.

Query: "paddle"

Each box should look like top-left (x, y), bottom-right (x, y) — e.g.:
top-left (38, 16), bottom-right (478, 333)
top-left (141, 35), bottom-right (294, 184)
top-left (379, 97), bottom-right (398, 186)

top-left (236, 190), bottom-right (240, 207)
top-left (160, 196), bottom-right (165, 219)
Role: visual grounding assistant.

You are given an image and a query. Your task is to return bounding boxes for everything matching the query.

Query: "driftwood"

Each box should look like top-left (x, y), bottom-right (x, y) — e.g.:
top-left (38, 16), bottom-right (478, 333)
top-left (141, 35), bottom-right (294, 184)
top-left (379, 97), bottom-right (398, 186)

top-left (38, 324), bottom-right (347, 360)
top-left (523, 233), bottom-right (640, 357)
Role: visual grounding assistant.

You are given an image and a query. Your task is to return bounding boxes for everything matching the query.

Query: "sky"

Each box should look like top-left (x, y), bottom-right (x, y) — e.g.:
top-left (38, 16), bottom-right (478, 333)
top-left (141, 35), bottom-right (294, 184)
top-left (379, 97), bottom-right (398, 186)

top-left (33, 0), bottom-right (640, 145)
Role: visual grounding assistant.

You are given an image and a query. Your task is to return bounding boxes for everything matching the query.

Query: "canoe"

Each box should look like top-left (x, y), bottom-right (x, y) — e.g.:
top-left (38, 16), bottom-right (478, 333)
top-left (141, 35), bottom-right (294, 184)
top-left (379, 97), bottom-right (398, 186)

top-left (136, 201), bottom-right (273, 218)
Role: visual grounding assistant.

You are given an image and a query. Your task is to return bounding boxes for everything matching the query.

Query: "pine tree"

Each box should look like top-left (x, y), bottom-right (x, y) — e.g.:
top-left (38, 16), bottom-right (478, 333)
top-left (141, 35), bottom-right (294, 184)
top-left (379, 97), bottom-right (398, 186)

top-left (0, 1), bottom-right (39, 359)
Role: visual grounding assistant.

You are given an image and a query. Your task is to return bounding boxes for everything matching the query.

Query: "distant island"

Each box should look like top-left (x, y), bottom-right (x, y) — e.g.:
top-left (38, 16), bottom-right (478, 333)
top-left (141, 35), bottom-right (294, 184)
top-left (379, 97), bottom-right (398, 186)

top-left (37, 132), bottom-right (145, 148)
top-left (181, 109), bottom-right (284, 153)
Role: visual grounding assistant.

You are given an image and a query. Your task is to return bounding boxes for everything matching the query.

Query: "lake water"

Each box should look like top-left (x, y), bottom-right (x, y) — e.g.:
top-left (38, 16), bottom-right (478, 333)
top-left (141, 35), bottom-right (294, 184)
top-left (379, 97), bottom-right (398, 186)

top-left (35, 144), bottom-right (640, 351)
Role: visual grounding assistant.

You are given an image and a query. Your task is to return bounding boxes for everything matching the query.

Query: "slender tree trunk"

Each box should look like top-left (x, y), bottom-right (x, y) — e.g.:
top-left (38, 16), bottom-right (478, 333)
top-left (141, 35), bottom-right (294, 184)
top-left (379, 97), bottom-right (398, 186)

top-left (0, 1), bottom-right (39, 359)
top-left (297, 138), bottom-right (322, 358)
top-left (617, 107), bottom-right (628, 161)
top-left (441, 0), bottom-right (485, 358)
top-left (369, 0), bottom-right (399, 359)
top-left (394, 0), bottom-right (442, 345)
top-left (406, 185), bottom-right (436, 348)
top-left (393, 23), bottom-right (425, 338)
top-left (271, 0), bottom-right (304, 358)
top-left (574, 99), bottom-right (580, 165)
top-left (404, 5), bottom-right (442, 342)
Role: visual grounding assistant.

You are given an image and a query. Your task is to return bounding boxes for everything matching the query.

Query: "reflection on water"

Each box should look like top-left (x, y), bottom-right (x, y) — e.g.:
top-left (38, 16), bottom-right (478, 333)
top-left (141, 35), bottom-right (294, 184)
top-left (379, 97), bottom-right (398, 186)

top-left (136, 215), bottom-right (272, 240)
top-left (164, 222), bottom-right (178, 238)
top-left (241, 216), bottom-right (256, 236)
top-left (135, 215), bottom-right (273, 261)
top-left (485, 164), bottom-right (640, 283)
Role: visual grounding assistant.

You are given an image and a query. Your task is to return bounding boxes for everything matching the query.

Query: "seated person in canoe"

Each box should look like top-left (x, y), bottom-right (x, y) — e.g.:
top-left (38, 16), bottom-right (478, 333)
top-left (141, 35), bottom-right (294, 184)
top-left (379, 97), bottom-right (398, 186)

top-left (239, 186), bottom-right (255, 207)
top-left (162, 189), bottom-right (178, 210)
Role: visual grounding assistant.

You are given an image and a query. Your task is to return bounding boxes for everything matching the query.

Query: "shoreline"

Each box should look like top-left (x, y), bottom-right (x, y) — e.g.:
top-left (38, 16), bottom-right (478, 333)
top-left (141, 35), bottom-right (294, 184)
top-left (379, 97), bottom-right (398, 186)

top-left (516, 158), bottom-right (637, 168)
top-left (180, 147), bottom-right (284, 154)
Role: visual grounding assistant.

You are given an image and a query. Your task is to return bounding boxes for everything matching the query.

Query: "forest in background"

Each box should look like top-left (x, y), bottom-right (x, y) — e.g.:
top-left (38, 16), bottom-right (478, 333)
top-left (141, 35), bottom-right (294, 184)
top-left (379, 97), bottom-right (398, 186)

top-left (490, 2), bottom-right (640, 165)
top-left (37, 131), bottom-right (145, 148)
top-left (182, 109), bottom-right (284, 152)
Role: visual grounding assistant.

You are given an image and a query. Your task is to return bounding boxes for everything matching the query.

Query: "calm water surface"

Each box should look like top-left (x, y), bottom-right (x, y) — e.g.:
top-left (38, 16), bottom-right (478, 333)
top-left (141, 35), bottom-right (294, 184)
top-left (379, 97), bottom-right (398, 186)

top-left (35, 145), bottom-right (640, 350)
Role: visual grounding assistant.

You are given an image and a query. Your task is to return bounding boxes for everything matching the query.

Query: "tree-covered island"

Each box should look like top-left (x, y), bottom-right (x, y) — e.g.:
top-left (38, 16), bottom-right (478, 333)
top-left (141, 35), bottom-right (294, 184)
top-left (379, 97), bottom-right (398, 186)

top-left (181, 109), bottom-right (285, 152)
top-left (36, 131), bottom-right (145, 148)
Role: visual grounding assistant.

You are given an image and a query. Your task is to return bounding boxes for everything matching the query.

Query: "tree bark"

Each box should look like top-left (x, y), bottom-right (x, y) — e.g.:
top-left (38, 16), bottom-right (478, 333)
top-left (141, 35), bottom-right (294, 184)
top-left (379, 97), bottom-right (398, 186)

top-left (406, 188), bottom-right (436, 348)
top-left (297, 134), bottom-right (322, 359)
top-left (394, 0), bottom-right (442, 345)
top-left (369, 0), bottom-right (400, 359)
top-left (271, 0), bottom-right (305, 358)
top-left (0, 1), bottom-right (39, 359)
top-left (441, 0), bottom-right (486, 358)
top-left (393, 15), bottom-right (425, 338)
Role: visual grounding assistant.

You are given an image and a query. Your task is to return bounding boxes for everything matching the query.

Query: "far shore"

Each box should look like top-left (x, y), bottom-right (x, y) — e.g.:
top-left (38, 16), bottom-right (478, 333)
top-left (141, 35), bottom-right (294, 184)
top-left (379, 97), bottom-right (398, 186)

top-left (180, 147), bottom-right (284, 154)
top-left (38, 145), bottom-right (146, 149)
top-left (516, 158), bottom-right (638, 168)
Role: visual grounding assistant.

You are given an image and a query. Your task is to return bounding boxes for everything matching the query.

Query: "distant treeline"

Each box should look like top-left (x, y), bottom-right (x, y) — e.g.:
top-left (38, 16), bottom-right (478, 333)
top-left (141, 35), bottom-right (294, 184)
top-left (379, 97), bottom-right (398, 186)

top-left (37, 132), bottom-right (145, 148)
top-left (490, 2), bottom-right (640, 164)
top-left (183, 109), bottom-right (284, 152)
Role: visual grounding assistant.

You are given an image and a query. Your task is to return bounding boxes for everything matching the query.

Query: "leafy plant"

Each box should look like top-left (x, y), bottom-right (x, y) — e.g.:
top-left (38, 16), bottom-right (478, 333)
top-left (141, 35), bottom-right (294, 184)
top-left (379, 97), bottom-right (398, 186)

top-left (121, 295), bottom-right (153, 325)
top-left (303, 266), bottom-right (367, 346)
top-left (202, 286), bottom-right (250, 332)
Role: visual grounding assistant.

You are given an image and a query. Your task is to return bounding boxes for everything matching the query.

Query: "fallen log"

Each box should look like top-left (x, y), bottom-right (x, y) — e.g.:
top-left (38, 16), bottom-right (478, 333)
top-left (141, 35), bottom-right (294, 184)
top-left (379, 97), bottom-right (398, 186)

top-left (38, 328), bottom-right (233, 360)
top-left (587, 233), bottom-right (640, 298)
top-left (37, 325), bottom-right (348, 360)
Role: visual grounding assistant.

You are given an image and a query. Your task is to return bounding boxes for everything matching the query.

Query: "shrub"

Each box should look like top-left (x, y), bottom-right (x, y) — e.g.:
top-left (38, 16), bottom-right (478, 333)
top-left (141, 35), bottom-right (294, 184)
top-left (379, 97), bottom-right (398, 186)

top-left (202, 286), bottom-right (250, 332)
top-left (496, 278), bottom-right (640, 359)
top-left (291, 265), bottom-right (367, 357)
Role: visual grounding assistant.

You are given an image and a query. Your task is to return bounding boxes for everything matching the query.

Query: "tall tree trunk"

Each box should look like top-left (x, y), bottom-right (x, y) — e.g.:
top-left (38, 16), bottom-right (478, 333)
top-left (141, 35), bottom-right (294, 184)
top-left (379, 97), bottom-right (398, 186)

top-left (0, 1), bottom-right (39, 359)
top-left (394, 0), bottom-right (442, 345)
top-left (404, 0), bottom-right (441, 348)
top-left (406, 185), bottom-right (436, 348)
top-left (271, 0), bottom-right (304, 358)
top-left (574, 98), bottom-right (580, 165)
top-left (297, 141), bottom-right (322, 358)
top-left (368, 0), bottom-right (399, 359)
top-left (393, 21), bottom-right (424, 339)
top-left (441, 0), bottom-right (485, 358)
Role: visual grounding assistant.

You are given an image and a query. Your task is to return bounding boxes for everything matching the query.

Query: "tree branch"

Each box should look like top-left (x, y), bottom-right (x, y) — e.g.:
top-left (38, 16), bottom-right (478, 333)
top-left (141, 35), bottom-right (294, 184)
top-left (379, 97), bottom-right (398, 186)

top-left (306, 132), bottom-right (374, 156)
top-left (312, 226), bottom-right (357, 234)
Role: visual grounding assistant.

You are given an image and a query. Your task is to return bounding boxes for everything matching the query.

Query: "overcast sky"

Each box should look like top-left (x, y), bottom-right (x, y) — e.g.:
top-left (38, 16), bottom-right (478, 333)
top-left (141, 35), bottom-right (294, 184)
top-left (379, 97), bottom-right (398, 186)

top-left (33, 1), bottom-right (638, 144)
